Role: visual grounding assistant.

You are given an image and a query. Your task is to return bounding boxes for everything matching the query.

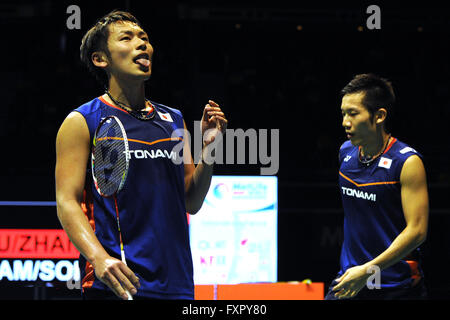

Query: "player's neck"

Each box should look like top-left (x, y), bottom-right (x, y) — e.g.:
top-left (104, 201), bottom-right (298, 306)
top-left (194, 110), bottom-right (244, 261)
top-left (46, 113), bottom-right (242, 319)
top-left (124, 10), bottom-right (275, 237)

top-left (360, 130), bottom-right (391, 158)
top-left (107, 78), bottom-right (147, 111)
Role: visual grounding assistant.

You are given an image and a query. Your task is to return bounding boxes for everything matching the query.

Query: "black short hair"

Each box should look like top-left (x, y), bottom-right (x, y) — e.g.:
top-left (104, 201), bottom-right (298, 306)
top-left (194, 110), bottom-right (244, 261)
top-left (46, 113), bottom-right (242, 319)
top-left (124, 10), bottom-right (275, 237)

top-left (341, 73), bottom-right (395, 131)
top-left (80, 10), bottom-right (142, 87)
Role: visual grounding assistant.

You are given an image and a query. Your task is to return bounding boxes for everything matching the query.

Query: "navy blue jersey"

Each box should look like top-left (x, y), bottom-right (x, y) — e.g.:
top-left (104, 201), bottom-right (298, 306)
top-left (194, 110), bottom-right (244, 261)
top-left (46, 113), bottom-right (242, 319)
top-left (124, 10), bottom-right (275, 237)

top-left (338, 137), bottom-right (423, 288)
top-left (74, 96), bottom-right (193, 299)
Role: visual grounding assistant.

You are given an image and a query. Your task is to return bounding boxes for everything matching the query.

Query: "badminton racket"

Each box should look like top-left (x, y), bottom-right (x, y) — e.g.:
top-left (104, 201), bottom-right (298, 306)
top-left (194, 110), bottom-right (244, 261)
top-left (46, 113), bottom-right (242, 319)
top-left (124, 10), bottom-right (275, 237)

top-left (91, 115), bottom-right (132, 300)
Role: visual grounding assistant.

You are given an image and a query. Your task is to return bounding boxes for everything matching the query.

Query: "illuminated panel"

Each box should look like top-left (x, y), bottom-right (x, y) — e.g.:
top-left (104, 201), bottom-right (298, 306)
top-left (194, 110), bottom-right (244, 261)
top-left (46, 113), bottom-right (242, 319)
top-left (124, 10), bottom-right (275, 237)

top-left (189, 176), bottom-right (278, 285)
top-left (0, 260), bottom-right (80, 283)
top-left (0, 229), bottom-right (79, 259)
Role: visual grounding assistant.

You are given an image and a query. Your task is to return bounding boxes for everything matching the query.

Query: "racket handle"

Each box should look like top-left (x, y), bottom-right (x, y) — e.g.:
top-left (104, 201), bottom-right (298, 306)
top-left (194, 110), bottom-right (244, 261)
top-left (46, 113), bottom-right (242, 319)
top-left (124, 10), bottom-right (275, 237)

top-left (121, 250), bottom-right (127, 265)
top-left (120, 249), bottom-right (133, 300)
top-left (126, 290), bottom-right (133, 300)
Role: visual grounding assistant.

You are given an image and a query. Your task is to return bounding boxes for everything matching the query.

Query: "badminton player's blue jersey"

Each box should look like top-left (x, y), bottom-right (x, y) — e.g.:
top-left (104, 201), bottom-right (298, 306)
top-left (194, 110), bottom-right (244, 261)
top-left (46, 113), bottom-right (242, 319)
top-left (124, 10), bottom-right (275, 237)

top-left (74, 96), bottom-right (193, 299)
top-left (338, 137), bottom-right (424, 289)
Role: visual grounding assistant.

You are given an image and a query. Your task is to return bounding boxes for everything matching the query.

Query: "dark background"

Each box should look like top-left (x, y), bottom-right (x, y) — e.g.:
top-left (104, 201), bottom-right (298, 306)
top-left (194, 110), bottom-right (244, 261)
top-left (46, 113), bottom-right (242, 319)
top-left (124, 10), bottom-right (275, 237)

top-left (0, 0), bottom-right (449, 299)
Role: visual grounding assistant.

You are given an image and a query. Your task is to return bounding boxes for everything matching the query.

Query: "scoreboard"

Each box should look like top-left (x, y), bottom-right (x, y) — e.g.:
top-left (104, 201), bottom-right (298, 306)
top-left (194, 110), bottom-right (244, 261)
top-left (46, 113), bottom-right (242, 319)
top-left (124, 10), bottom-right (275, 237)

top-left (0, 229), bottom-right (79, 283)
top-left (0, 202), bottom-right (81, 299)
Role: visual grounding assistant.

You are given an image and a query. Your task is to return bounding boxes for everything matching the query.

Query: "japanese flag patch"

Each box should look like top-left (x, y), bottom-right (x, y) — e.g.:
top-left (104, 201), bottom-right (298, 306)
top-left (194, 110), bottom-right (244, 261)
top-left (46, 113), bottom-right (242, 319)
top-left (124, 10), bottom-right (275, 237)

top-left (157, 111), bottom-right (173, 122)
top-left (378, 157), bottom-right (392, 169)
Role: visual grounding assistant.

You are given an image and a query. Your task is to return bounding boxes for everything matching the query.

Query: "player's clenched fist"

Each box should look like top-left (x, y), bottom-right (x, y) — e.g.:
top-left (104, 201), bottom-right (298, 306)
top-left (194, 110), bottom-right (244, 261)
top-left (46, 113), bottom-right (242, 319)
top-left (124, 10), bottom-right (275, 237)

top-left (201, 100), bottom-right (228, 147)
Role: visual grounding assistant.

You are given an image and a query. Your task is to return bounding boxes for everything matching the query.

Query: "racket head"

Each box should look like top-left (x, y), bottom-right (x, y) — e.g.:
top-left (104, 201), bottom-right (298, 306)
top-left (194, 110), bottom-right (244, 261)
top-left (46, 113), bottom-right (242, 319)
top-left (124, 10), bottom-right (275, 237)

top-left (91, 116), bottom-right (129, 197)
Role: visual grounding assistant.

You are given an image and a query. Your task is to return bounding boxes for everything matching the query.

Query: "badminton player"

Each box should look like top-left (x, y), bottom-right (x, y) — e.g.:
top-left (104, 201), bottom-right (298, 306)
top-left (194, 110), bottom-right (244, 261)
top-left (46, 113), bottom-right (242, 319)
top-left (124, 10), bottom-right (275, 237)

top-left (325, 74), bottom-right (429, 300)
top-left (55, 10), bottom-right (227, 300)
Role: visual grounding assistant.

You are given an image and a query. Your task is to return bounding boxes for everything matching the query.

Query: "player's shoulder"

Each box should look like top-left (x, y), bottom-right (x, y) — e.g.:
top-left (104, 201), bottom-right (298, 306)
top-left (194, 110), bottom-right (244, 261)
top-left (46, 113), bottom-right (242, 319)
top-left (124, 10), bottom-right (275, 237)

top-left (338, 140), bottom-right (357, 163)
top-left (152, 101), bottom-right (183, 118)
top-left (389, 137), bottom-right (422, 160)
top-left (339, 140), bottom-right (355, 153)
top-left (73, 96), bottom-right (103, 117)
top-left (69, 97), bottom-right (105, 138)
top-left (390, 139), bottom-right (427, 182)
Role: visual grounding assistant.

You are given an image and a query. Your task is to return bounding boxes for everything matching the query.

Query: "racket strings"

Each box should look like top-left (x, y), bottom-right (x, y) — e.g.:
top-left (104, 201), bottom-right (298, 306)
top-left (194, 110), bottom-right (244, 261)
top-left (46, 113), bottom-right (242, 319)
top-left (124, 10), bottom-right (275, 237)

top-left (93, 120), bottom-right (128, 197)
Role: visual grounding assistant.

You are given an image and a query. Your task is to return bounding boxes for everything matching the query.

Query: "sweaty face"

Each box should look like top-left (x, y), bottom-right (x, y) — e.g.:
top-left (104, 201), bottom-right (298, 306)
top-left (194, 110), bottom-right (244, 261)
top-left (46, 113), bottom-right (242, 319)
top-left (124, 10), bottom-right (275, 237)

top-left (105, 21), bottom-right (154, 82)
top-left (340, 92), bottom-right (377, 146)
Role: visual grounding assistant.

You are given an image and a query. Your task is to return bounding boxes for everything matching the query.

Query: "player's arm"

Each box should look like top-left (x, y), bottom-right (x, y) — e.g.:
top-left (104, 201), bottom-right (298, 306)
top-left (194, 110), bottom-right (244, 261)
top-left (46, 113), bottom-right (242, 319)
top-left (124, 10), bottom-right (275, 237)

top-left (183, 119), bottom-right (214, 215)
top-left (184, 100), bottom-right (227, 214)
top-left (55, 112), bottom-right (139, 299)
top-left (366, 155), bottom-right (429, 270)
top-left (333, 155), bottom-right (429, 298)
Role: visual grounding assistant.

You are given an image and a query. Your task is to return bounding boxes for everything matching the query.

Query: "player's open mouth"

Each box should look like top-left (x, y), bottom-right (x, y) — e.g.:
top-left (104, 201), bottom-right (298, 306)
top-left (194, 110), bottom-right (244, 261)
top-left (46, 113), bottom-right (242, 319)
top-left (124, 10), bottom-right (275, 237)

top-left (133, 53), bottom-right (150, 68)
